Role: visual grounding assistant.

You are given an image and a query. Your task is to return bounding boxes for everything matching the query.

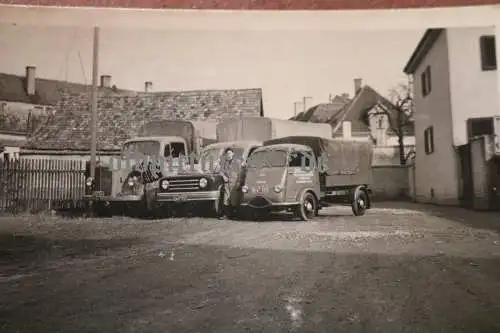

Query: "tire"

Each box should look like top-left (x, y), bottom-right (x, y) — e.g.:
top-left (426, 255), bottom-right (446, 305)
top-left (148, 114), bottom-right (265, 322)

top-left (295, 192), bottom-right (317, 221)
top-left (351, 188), bottom-right (368, 216)
top-left (93, 201), bottom-right (111, 217)
top-left (209, 185), bottom-right (223, 218)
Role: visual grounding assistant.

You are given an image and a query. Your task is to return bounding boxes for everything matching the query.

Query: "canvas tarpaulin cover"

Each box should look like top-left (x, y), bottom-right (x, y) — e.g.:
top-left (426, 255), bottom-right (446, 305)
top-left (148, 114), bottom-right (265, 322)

top-left (216, 117), bottom-right (333, 142)
top-left (263, 136), bottom-right (373, 187)
top-left (139, 120), bottom-right (196, 152)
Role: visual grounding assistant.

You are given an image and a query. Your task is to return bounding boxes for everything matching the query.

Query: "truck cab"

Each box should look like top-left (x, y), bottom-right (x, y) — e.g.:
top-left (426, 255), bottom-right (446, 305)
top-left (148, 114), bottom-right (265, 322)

top-left (156, 140), bottom-right (262, 216)
top-left (84, 136), bottom-right (189, 216)
top-left (239, 144), bottom-right (321, 220)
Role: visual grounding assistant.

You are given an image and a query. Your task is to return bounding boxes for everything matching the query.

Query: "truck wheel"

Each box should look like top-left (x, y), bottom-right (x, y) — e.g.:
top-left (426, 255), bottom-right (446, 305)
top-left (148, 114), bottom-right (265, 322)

top-left (209, 185), bottom-right (223, 218)
top-left (351, 187), bottom-right (368, 216)
top-left (296, 192), bottom-right (317, 221)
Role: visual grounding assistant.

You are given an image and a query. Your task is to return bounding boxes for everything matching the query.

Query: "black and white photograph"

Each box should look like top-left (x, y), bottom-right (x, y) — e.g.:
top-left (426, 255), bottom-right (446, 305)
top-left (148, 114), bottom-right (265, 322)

top-left (1, 8), bottom-right (500, 332)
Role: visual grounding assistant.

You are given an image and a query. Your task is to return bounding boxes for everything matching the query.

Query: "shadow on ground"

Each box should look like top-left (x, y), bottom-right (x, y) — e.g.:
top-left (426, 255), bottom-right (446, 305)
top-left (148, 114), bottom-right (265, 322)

top-left (0, 233), bottom-right (141, 266)
top-left (1, 242), bottom-right (500, 333)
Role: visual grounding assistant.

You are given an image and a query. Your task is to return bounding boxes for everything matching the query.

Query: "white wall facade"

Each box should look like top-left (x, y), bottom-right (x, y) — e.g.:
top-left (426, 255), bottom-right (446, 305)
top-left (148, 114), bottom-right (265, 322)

top-left (447, 27), bottom-right (500, 147)
top-left (412, 30), bottom-right (460, 205)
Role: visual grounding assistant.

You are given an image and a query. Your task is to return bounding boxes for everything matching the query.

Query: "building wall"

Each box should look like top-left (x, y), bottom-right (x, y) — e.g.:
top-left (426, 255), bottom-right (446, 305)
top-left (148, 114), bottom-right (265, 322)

top-left (372, 145), bottom-right (415, 166)
top-left (412, 30), bottom-right (460, 205)
top-left (371, 166), bottom-right (409, 200)
top-left (447, 27), bottom-right (500, 147)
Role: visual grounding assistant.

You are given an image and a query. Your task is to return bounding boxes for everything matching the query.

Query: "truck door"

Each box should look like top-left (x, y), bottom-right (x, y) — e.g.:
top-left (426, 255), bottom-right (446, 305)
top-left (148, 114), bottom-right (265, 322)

top-left (284, 150), bottom-right (316, 202)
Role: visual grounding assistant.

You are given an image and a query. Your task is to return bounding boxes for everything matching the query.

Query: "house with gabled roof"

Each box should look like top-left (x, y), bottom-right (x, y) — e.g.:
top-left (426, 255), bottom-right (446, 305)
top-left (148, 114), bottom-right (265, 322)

top-left (291, 78), bottom-right (415, 166)
top-left (0, 66), bottom-right (133, 160)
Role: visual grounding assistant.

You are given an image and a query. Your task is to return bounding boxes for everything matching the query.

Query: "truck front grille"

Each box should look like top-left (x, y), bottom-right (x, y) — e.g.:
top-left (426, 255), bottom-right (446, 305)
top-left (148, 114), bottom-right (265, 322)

top-left (168, 178), bottom-right (201, 192)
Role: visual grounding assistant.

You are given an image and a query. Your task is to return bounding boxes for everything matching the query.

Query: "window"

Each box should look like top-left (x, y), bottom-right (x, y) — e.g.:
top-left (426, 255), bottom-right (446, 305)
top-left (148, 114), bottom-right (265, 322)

top-left (163, 144), bottom-right (171, 158)
top-left (421, 66), bottom-right (432, 97)
top-left (377, 117), bottom-right (384, 129)
top-left (480, 35), bottom-right (497, 71)
top-left (170, 142), bottom-right (186, 158)
top-left (467, 117), bottom-right (494, 138)
top-left (247, 150), bottom-right (287, 168)
top-left (424, 126), bottom-right (434, 154)
top-left (288, 150), bottom-right (313, 168)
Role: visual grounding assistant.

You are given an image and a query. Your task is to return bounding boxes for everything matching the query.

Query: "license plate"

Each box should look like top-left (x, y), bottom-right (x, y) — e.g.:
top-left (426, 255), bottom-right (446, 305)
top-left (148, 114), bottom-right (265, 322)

top-left (174, 194), bottom-right (187, 202)
top-left (256, 186), bottom-right (266, 193)
top-left (93, 191), bottom-right (104, 197)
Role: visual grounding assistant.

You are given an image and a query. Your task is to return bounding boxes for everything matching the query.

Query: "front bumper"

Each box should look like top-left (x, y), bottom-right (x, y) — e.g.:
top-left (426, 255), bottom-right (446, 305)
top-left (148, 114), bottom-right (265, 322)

top-left (240, 195), bottom-right (299, 209)
top-left (156, 190), bottom-right (219, 203)
top-left (83, 193), bottom-right (143, 203)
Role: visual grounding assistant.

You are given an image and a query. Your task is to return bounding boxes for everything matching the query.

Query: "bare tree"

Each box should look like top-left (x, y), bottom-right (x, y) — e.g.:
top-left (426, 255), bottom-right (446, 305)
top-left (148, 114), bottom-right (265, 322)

top-left (377, 83), bottom-right (414, 166)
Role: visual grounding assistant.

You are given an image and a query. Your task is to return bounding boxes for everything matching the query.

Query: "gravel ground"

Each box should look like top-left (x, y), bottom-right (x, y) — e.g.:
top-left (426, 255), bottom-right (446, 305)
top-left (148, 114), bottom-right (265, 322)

top-left (1, 202), bottom-right (500, 332)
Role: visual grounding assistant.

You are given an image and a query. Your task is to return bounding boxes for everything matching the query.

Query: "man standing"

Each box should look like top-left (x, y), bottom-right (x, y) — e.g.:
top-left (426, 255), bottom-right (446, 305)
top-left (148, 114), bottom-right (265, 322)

top-left (218, 147), bottom-right (236, 219)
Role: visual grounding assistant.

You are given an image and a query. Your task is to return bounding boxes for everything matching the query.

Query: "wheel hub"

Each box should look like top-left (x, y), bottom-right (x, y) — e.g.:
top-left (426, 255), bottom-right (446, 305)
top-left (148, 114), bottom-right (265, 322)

top-left (305, 201), bottom-right (313, 212)
top-left (358, 198), bottom-right (365, 208)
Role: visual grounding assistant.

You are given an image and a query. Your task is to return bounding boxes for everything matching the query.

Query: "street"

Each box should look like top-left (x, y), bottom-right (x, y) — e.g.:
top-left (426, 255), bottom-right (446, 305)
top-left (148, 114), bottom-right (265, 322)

top-left (1, 202), bottom-right (500, 332)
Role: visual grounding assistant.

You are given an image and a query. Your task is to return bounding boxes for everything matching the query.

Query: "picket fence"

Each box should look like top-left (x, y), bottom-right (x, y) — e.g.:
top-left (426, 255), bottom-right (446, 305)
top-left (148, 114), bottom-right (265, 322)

top-left (0, 158), bottom-right (86, 213)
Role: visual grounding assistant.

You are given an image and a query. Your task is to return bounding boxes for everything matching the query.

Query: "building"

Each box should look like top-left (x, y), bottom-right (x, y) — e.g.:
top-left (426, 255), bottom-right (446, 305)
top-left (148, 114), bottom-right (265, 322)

top-left (291, 78), bottom-right (415, 165)
top-left (25, 87), bottom-right (264, 157)
top-left (0, 66), bottom-right (133, 160)
top-left (403, 27), bottom-right (500, 205)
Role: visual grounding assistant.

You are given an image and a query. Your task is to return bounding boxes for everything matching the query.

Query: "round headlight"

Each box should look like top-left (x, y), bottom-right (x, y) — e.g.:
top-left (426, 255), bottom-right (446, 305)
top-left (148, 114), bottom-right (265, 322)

top-left (273, 185), bottom-right (282, 193)
top-left (161, 180), bottom-right (169, 190)
top-left (127, 177), bottom-right (136, 187)
top-left (85, 177), bottom-right (94, 187)
top-left (199, 177), bottom-right (208, 188)
top-left (241, 185), bottom-right (249, 193)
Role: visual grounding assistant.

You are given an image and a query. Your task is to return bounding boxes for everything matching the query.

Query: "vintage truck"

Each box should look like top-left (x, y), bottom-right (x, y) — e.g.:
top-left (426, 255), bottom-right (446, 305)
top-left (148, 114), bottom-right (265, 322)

top-left (155, 140), bottom-right (262, 216)
top-left (83, 119), bottom-right (216, 216)
top-left (238, 135), bottom-right (374, 221)
top-left (154, 117), bottom-right (333, 217)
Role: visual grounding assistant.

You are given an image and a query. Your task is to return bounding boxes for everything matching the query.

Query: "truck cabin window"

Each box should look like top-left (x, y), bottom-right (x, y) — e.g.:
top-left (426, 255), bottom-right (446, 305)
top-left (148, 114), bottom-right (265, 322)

top-left (247, 150), bottom-right (287, 168)
top-left (288, 150), bottom-right (313, 168)
top-left (166, 142), bottom-right (186, 158)
top-left (122, 141), bottom-right (160, 159)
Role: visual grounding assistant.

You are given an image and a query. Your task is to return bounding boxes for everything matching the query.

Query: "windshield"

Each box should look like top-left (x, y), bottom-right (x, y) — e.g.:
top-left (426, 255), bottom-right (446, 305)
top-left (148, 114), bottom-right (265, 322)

top-left (200, 148), bottom-right (222, 168)
top-left (122, 140), bottom-right (160, 159)
top-left (200, 147), bottom-right (245, 163)
top-left (247, 149), bottom-right (287, 168)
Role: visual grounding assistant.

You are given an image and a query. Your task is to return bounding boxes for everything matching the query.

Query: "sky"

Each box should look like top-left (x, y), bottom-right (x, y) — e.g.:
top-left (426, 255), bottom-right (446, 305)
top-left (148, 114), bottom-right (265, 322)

top-left (0, 23), bottom-right (424, 119)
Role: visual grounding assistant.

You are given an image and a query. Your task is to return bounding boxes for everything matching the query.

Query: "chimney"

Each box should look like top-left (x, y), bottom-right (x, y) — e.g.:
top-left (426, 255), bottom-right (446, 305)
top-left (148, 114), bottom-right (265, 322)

top-left (342, 121), bottom-right (352, 139)
top-left (354, 78), bottom-right (362, 95)
top-left (100, 75), bottom-right (111, 88)
top-left (144, 81), bottom-right (152, 93)
top-left (25, 66), bottom-right (36, 96)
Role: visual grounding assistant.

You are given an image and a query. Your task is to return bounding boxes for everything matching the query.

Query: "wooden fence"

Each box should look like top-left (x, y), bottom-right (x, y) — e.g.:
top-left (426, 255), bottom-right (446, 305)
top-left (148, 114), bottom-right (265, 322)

top-left (0, 158), bottom-right (86, 213)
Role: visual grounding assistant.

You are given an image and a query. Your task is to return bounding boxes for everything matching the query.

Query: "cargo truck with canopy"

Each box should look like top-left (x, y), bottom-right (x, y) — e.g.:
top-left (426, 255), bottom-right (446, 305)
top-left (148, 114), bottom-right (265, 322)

top-left (238, 135), bottom-right (373, 220)
top-left (83, 119), bottom-right (215, 216)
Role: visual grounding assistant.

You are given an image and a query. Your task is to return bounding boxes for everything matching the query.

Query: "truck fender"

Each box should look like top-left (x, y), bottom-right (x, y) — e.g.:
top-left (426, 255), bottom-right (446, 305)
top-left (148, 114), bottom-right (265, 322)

top-left (295, 188), bottom-right (319, 205)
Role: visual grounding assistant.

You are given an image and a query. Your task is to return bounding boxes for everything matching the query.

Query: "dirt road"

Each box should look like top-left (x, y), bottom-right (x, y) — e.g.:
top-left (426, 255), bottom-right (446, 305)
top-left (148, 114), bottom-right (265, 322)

top-left (1, 202), bottom-right (500, 332)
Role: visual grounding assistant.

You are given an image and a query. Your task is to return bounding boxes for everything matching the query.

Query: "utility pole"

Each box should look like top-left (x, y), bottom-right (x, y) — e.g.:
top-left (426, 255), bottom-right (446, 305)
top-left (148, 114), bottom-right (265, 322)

top-left (89, 26), bottom-right (100, 180)
top-left (302, 96), bottom-right (312, 112)
top-left (293, 101), bottom-right (302, 117)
